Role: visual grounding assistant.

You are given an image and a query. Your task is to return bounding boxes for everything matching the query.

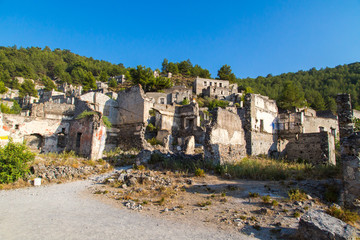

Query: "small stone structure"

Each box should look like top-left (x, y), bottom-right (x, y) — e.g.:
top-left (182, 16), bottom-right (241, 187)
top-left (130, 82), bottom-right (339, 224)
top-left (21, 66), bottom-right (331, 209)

top-left (146, 86), bottom-right (192, 105)
top-left (66, 112), bottom-right (106, 160)
top-left (337, 94), bottom-right (360, 211)
top-left (193, 77), bottom-right (238, 98)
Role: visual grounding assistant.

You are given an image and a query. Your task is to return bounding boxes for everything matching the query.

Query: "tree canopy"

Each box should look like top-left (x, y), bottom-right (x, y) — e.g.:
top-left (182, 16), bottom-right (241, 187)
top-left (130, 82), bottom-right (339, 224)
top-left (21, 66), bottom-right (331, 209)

top-left (217, 64), bottom-right (236, 83)
top-left (237, 62), bottom-right (360, 111)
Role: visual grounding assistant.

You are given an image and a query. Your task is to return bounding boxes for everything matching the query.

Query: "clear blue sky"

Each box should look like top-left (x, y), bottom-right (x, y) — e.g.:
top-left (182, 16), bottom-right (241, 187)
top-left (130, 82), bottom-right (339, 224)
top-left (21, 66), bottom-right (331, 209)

top-left (0, 0), bottom-right (359, 78)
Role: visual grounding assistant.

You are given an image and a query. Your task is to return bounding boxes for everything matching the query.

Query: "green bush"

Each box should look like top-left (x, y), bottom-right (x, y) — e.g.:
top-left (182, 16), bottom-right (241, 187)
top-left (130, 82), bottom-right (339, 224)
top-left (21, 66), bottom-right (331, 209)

top-left (194, 168), bottom-right (205, 177)
top-left (0, 142), bottom-right (35, 183)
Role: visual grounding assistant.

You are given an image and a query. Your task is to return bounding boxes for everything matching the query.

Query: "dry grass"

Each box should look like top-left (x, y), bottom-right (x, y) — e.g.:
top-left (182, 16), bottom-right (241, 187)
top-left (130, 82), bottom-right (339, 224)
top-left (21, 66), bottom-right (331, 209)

top-left (216, 157), bottom-right (340, 181)
top-left (326, 206), bottom-right (360, 225)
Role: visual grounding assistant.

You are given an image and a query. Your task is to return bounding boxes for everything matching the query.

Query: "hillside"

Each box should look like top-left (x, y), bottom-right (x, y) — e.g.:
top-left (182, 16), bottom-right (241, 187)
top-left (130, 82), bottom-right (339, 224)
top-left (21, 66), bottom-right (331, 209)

top-left (0, 46), bottom-right (126, 91)
top-left (237, 63), bottom-right (360, 111)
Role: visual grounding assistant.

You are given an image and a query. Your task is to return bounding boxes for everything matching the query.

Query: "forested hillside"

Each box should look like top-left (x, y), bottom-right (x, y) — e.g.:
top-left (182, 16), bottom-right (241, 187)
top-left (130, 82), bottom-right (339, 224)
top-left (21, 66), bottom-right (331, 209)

top-left (0, 46), bottom-right (126, 91)
top-left (237, 63), bottom-right (360, 111)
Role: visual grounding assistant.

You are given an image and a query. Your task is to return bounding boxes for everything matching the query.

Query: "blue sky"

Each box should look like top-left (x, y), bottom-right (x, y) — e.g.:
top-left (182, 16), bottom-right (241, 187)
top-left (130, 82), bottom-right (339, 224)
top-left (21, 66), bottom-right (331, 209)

top-left (0, 0), bottom-right (359, 78)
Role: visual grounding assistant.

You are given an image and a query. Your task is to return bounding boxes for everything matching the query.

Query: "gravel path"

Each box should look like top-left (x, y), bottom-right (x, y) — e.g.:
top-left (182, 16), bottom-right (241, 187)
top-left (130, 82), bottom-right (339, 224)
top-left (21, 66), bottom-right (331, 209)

top-left (0, 180), bottom-right (255, 240)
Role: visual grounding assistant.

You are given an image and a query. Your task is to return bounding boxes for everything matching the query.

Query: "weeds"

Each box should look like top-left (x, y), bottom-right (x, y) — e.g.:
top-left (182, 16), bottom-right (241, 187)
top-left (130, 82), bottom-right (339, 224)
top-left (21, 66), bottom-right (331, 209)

top-left (294, 211), bottom-right (301, 218)
top-left (261, 195), bottom-right (271, 203)
top-left (216, 157), bottom-right (340, 181)
top-left (198, 201), bottom-right (212, 207)
top-left (288, 189), bottom-right (307, 201)
top-left (271, 200), bottom-right (279, 207)
top-left (326, 206), bottom-right (360, 225)
top-left (249, 192), bottom-right (260, 198)
top-left (194, 168), bottom-right (205, 177)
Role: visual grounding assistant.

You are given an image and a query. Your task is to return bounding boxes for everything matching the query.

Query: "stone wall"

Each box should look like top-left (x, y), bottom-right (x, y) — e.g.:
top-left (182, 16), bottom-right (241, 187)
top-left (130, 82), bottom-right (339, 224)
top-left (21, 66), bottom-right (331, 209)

top-left (79, 92), bottom-right (118, 125)
top-left (204, 108), bottom-right (246, 164)
top-left (115, 85), bottom-right (152, 150)
top-left (31, 102), bottom-right (75, 120)
top-left (243, 93), bottom-right (278, 156)
top-left (336, 94), bottom-right (360, 212)
top-left (0, 113), bottom-right (70, 153)
top-left (277, 110), bottom-right (338, 138)
top-left (278, 132), bottom-right (336, 165)
top-left (66, 113), bottom-right (106, 159)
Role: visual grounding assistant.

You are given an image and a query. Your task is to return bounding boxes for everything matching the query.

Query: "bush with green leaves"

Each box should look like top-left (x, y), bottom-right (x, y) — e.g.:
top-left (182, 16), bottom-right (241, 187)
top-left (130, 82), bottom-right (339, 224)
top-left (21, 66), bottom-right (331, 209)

top-left (0, 141), bottom-right (35, 184)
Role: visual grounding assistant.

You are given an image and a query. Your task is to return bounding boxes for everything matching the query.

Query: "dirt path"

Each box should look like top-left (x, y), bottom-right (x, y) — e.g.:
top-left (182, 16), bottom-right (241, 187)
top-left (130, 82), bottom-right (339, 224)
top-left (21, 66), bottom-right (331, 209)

top-left (0, 180), bottom-right (254, 240)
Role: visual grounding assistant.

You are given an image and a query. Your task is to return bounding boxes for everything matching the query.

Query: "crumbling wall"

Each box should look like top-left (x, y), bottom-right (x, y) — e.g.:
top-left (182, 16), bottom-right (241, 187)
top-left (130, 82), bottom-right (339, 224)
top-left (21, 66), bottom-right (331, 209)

top-left (278, 132), bottom-right (336, 165)
top-left (66, 113), bottom-right (106, 159)
top-left (31, 102), bottom-right (75, 120)
top-left (115, 85), bottom-right (152, 150)
top-left (0, 114), bottom-right (70, 153)
top-left (336, 94), bottom-right (360, 211)
top-left (79, 92), bottom-right (118, 125)
top-left (204, 108), bottom-right (246, 164)
top-left (243, 93), bottom-right (278, 156)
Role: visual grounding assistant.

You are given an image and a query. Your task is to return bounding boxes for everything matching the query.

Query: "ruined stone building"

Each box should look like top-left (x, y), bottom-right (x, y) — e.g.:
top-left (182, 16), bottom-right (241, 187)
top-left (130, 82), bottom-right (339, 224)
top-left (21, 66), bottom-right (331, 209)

top-left (145, 86), bottom-right (192, 105)
top-left (193, 77), bottom-right (239, 99)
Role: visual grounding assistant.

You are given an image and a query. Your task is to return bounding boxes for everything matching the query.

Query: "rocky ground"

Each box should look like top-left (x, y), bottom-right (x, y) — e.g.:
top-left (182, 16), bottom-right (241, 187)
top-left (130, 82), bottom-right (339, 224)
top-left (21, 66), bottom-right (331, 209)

top-left (89, 167), bottom-right (345, 239)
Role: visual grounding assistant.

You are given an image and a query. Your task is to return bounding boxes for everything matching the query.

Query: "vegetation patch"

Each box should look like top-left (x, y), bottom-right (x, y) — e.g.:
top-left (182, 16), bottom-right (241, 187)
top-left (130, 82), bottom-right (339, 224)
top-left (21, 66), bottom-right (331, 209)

top-left (216, 157), bottom-right (340, 181)
top-left (326, 206), bottom-right (360, 225)
top-left (0, 142), bottom-right (35, 184)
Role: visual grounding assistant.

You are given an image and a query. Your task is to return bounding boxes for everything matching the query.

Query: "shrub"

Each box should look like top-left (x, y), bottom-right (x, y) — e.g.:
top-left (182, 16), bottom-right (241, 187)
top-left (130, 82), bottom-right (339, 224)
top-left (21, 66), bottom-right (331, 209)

top-left (180, 98), bottom-right (190, 105)
top-left (146, 123), bottom-right (157, 132)
top-left (149, 153), bottom-right (165, 164)
top-left (262, 195), bottom-right (271, 203)
top-left (0, 142), bottom-right (35, 183)
top-left (249, 192), bottom-right (259, 198)
top-left (194, 168), bottom-right (205, 177)
top-left (147, 137), bottom-right (162, 146)
top-left (76, 110), bottom-right (98, 119)
top-left (293, 211), bottom-right (301, 218)
top-left (198, 201), bottom-right (212, 207)
top-left (326, 206), bottom-right (360, 225)
top-left (288, 189), bottom-right (307, 201)
top-left (271, 200), bottom-right (279, 207)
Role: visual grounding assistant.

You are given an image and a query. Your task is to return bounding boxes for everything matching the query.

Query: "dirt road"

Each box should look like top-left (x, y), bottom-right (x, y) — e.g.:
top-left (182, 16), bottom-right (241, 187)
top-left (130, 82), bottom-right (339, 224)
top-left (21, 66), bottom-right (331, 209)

top-left (0, 180), bottom-right (254, 240)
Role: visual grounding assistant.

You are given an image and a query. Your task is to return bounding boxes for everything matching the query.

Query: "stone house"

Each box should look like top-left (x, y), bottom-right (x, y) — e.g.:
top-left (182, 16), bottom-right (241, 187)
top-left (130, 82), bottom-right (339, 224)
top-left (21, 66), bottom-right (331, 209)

top-left (145, 86), bottom-right (192, 105)
top-left (193, 77), bottom-right (238, 99)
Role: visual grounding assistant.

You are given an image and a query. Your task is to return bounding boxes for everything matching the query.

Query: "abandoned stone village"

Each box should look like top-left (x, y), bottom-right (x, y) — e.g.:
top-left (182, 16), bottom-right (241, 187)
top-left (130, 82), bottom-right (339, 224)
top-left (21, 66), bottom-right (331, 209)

top-left (1, 75), bottom-right (360, 238)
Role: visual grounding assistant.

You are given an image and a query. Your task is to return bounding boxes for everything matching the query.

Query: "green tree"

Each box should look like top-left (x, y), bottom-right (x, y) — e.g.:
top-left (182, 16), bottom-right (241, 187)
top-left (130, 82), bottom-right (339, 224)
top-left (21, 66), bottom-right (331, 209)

top-left (217, 64), bottom-right (236, 83)
top-left (161, 58), bottom-right (168, 73)
top-left (167, 62), bottom-right (179, 75)
top-left (0, 81), bottom-right (8, 94)
top-left (99, 70), bottom-right (109, 82)
top-left (19, 79), bottom-right (38, 97)
top-left (41, 76), bottom-right (57, 91)
top-left (82, 71), bottom-right (97, 92)
top-left (178, 59), bottom-right (192, 76)
top-left (108, 78), bottom-right (117, 88)
top-left (278, 81), bottom-right (306, 110)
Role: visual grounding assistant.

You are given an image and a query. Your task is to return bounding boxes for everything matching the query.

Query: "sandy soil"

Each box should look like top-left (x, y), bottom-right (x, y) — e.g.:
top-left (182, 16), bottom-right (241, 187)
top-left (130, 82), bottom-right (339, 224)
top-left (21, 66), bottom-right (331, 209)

top-left (0, 179), bottom-right (254, 240)
top-left (88, 169), bottom-right (332, 240)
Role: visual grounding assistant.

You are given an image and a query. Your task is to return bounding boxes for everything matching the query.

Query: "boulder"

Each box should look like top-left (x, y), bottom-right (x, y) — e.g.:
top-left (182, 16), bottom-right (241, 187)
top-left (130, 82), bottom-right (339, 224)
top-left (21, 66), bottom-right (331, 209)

top-left (298, 210), bottom-right (357, 240)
